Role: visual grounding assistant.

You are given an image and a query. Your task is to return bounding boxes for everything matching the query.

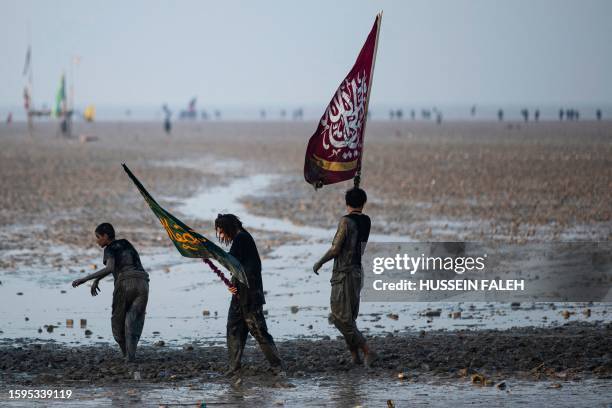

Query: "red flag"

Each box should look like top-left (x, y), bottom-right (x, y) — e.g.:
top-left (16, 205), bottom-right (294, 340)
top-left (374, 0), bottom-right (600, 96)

top-left (304, 13), bottom-right (382, 188)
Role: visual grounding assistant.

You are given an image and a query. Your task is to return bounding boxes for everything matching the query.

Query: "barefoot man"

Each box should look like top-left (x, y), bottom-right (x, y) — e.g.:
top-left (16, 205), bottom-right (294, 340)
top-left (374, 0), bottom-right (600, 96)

top-left (313, 187), bottom-right (377, 367)
top-left (72, 223), bottom-right (149, 363)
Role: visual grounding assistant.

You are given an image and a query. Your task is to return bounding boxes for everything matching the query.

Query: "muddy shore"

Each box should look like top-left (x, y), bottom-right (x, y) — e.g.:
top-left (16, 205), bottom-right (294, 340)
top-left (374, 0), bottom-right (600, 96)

top-left (1, 121), bottom-right (611, 253)
top-left (1, 322), bottom-right (609, 387)
top-left (1, 121), bottom-right (610, 405)
top-left (240, 121), bottom-right (612, 241)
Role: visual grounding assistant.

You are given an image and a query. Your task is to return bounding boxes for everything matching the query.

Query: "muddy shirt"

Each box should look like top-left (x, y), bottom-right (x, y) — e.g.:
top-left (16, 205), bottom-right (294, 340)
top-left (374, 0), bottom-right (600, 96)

top-left (317, 212), bottom-right (371, 278)
top-left (229, 230), bottom-right (265, 308)
top-left (344, 213), bottom-right (371, 265)
top-left (103, 239), bottom-right (149, 283)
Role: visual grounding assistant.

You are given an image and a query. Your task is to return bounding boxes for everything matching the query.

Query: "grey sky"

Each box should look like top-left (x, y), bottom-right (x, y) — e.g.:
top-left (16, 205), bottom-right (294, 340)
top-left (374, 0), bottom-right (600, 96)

top-left (1, 0), bottom-right (611, 109)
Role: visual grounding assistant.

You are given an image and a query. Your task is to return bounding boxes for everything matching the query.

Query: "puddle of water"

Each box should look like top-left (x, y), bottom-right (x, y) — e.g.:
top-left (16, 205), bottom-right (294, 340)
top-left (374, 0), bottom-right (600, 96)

top-left (179, 173), bottom-right (335, 239)
top-left (2, 247), bottom-right (607, 346)
top-left (1, 377), bottom-right (609, 407)
top-left (179, 173), bottom-right (415, 242)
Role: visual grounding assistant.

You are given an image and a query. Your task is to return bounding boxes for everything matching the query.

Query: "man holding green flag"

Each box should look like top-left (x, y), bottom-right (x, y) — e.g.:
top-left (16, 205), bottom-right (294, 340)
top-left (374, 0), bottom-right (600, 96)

top-left (122, 165), bottom-right (285, 376)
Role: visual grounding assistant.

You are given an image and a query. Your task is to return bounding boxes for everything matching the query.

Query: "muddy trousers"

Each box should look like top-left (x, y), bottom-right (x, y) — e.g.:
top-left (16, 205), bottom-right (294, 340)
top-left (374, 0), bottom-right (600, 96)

top-left (226, 297), bottom-right (282, 371)
top-left (330, 269), bottom-right (366, 351)
top-left (111, 277), bottom-right (149, 362)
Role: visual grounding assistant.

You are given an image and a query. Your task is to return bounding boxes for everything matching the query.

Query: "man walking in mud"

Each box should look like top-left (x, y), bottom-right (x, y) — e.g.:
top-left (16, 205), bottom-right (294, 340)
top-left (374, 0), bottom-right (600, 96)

top-left (313, 187), bottom-right (377, 367)
top-left (72, 223), bottom-right (149, 363)
top-left (215, 213), bottom-right (284, 376)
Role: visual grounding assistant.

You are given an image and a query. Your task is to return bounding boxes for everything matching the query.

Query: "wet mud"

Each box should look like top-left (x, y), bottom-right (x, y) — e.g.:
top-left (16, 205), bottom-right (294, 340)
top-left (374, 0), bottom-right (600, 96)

top-left (1, 322), bottom-right (609, 386)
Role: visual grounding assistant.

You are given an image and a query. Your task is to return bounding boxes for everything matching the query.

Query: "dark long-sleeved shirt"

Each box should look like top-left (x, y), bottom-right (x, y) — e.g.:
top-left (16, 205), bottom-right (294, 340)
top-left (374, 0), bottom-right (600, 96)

top-left (229, 229), bottom-right (265, 308)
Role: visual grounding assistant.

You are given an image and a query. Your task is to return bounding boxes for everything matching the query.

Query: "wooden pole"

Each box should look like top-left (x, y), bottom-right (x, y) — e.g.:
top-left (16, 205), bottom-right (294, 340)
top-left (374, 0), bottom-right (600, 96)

top-left (354, 11), bottom-right (383, 188)
top-left (26, 39), bottom-right (34, 138)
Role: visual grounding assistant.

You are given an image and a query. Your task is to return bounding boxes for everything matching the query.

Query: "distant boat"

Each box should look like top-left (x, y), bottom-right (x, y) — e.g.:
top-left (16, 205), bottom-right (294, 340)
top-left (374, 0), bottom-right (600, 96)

top-left (22, 45), bottom-right (51, 126)
top-left (179, 97), bottom-right (198, 119)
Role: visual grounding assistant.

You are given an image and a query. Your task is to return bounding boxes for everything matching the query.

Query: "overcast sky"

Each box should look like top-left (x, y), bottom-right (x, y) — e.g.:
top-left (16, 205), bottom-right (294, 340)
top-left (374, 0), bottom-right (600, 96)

top-left (1, 0), bottom-right (611, 109)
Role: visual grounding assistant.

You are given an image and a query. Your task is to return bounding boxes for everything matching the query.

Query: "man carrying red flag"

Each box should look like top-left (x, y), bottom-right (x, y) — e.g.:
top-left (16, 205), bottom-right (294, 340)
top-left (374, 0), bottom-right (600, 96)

top-left (313, 187), bottom-right (377, 367)
top-left (304, 13), bottom-right (381, 188)
top-left (308, 13), bottom-right (382, 367)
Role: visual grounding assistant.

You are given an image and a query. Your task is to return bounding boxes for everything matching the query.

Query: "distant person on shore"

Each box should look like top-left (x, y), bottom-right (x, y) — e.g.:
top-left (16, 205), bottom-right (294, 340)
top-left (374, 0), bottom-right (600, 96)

top-left (292, 108), bottom-right (304, 120)
top-left (596, 109), bottom-right (602, 121)
top-left (559, 109), bottom-right (564, 121)
top-left (62, 112), bottom-right (74, 138)
top-left (162, 104), bottom-right (172, 135)
top-left (498, 109), bottom-right (504, 121)
top-left (215, 214), bottom-right (284, 377)
top-left (313, 188), bottom-right (378, 367)
top-left (71, 223), bottom-right (149, 363)
top-left (521, 109), bottom-right (529, 122)
top-left (534, 109), bottom-right (540, 122)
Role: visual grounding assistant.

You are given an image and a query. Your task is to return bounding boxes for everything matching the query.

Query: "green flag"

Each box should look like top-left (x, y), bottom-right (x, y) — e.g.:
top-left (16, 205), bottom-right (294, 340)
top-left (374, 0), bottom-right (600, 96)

top-left (52, 74), bottom-right (66, 118)
top-left (122, 164), bottom-right (248, 287)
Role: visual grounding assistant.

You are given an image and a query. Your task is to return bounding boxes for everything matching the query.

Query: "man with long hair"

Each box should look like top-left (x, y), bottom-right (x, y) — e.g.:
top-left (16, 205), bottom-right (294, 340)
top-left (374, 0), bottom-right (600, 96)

top-left (215, 214), bottom-right (283, 376)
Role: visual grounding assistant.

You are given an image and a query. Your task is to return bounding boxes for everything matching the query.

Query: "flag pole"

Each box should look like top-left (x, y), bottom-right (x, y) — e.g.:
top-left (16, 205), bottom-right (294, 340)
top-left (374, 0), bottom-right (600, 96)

top-left (354, 11), bottom-right (382, 189)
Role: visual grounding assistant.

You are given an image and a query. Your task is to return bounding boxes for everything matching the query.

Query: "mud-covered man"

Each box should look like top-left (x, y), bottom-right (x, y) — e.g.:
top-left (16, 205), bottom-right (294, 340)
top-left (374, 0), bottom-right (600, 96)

top-left (215, 213), bottom-right (283, 376)
top-left (313, 187), bottom-right (378, 367)
top-left (72, 223), bottom-right (149, 363)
